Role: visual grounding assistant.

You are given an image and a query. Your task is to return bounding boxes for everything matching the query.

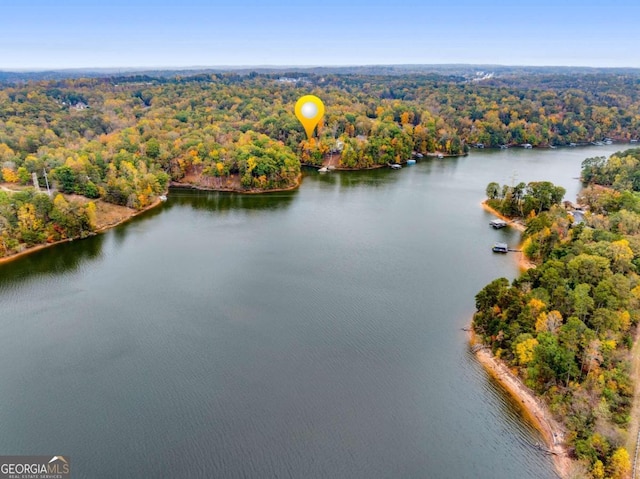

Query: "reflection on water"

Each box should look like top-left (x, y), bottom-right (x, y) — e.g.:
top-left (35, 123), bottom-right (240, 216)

top-left (166, 187), bottom-right (298, 212)
top-left (0, 233), bottom-right (105, 291)
top-left (111, 201), bottom-right (167, 246)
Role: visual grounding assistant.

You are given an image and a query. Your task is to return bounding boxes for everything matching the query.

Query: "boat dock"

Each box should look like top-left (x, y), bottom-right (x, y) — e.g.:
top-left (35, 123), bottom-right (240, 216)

top-left (490, 219), bottom-right (508, 229)
top-left (492, 242), bottom-right (509, 253)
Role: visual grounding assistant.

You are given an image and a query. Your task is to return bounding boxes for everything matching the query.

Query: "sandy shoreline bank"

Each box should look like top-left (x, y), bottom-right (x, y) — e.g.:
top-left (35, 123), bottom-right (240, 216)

top-left (481, 200), bottom-right (526, 232)
top-left (470, 330), bottom-right (574, 477)
top-left (475, 201), bottom-right (573, 475)
top-left (481, 200), bottom-right (537, 270)
top-left (0, 196), bottom-right (164, 266)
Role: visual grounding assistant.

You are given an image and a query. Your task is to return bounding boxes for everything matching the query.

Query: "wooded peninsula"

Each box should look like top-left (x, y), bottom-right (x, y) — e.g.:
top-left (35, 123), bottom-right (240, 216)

top-left (474, 149), bottom-right (640, 478)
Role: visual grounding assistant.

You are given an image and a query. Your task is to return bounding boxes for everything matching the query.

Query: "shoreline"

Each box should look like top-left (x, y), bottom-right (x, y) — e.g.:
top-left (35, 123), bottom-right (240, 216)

top-left (0, 195), bottom-right (164, 266)
top-left (481, 200), bottom-right (536, 271)
top-left (470, 330), bottom-right (574, 478)
top-left (303, 162), bottom-right (387, 171)
top-left (478, 196), bottom-right (640, 477)
top-left (170, 173), bottom-right (302, 194)
top-left (307, 151), bottom-right (468, 171)
top-left (94, 195), bottom-right (164, 233)
top-left (481, 200), bottom-right (526, 232)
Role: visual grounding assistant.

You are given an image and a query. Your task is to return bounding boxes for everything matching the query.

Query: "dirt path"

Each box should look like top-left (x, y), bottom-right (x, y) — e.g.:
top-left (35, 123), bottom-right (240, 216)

top-left (0, 184), bottom-right (24, 193)
top-left (627, 325), bottom-right (640, 479)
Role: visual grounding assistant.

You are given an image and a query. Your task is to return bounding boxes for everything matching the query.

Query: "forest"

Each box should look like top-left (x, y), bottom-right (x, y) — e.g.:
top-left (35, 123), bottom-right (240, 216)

top-left (474, 149), bottom-right (640, 478)
top-left (1, 71), bottom-right (640, 258)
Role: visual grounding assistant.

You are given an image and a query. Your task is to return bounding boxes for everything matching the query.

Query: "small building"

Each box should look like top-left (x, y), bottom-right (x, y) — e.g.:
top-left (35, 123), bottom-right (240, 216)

top-left (490, 219), bottom-right (508, 229)
top-left (492, 242), bottom-right (508, 253)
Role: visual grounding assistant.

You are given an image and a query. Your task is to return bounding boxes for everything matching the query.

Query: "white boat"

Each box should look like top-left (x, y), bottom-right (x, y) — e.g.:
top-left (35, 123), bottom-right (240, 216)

top-left (390, 164), bottom-right (402, 170)
top-left (159, 195), bottom-right (167, 202)
top-left (318, 167), bottom-right (328, 173)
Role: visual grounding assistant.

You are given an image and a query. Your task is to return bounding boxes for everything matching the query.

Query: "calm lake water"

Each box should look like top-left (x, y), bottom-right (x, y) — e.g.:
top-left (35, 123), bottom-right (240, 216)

top-left (0, 145), bottom-right (625, 478)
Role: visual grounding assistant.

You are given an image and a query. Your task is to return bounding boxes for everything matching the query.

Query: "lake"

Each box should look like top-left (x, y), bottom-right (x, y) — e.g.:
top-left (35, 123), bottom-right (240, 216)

top-left (0, 144), bottom-right (625, 478)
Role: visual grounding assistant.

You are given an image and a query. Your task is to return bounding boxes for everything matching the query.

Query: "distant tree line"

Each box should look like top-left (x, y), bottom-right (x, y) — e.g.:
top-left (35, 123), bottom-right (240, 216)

top-left (0, 72), bottom-right (638, 204)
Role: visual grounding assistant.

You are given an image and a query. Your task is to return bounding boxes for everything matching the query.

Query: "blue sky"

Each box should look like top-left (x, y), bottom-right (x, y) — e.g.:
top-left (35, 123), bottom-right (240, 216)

top-left (1, 0), bottom-right (639, 69)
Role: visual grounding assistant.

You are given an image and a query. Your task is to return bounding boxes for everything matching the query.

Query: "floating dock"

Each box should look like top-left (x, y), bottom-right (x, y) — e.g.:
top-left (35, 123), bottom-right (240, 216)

top-left (492, 242), bottom-right (509, 253)
top-left (490, 219), bottom-right (508, 229)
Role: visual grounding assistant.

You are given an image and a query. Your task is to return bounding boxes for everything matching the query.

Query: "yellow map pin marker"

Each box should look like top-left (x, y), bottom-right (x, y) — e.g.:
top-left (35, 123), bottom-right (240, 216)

top-left (295, 95), bottom-right (325, 139)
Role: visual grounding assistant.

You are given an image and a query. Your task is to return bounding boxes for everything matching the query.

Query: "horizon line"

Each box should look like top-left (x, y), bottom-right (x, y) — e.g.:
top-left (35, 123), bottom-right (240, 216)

top-left (3, 63), bottom-right (640, 73)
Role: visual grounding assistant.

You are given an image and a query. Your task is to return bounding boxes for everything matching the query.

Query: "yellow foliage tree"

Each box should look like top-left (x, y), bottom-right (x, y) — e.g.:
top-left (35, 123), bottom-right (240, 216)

top-left (528, 298), bottom-right (546, 316)
top-left (535, 310), bottom-right (563, 333)
top-left (17, 203), bottom-right (41, 233)
top-left (86, 202), bottom-right (97, 229)
top-left (0, 143), bottom-right (15, 161)
top-left (607, 447), bottom-right (631, 479)
top-left (247, 156), bottom-right (257, 174)
top-left (515, 338), bottom-right (538, 366)
top-left (617, 310), bottom-right (631, 332)
top-left (2, 167), bottom-right (18, 183)
top-left (53, 194), bottom-right (70, 213)
top-left (591, 460), bottom-right (605, 479)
